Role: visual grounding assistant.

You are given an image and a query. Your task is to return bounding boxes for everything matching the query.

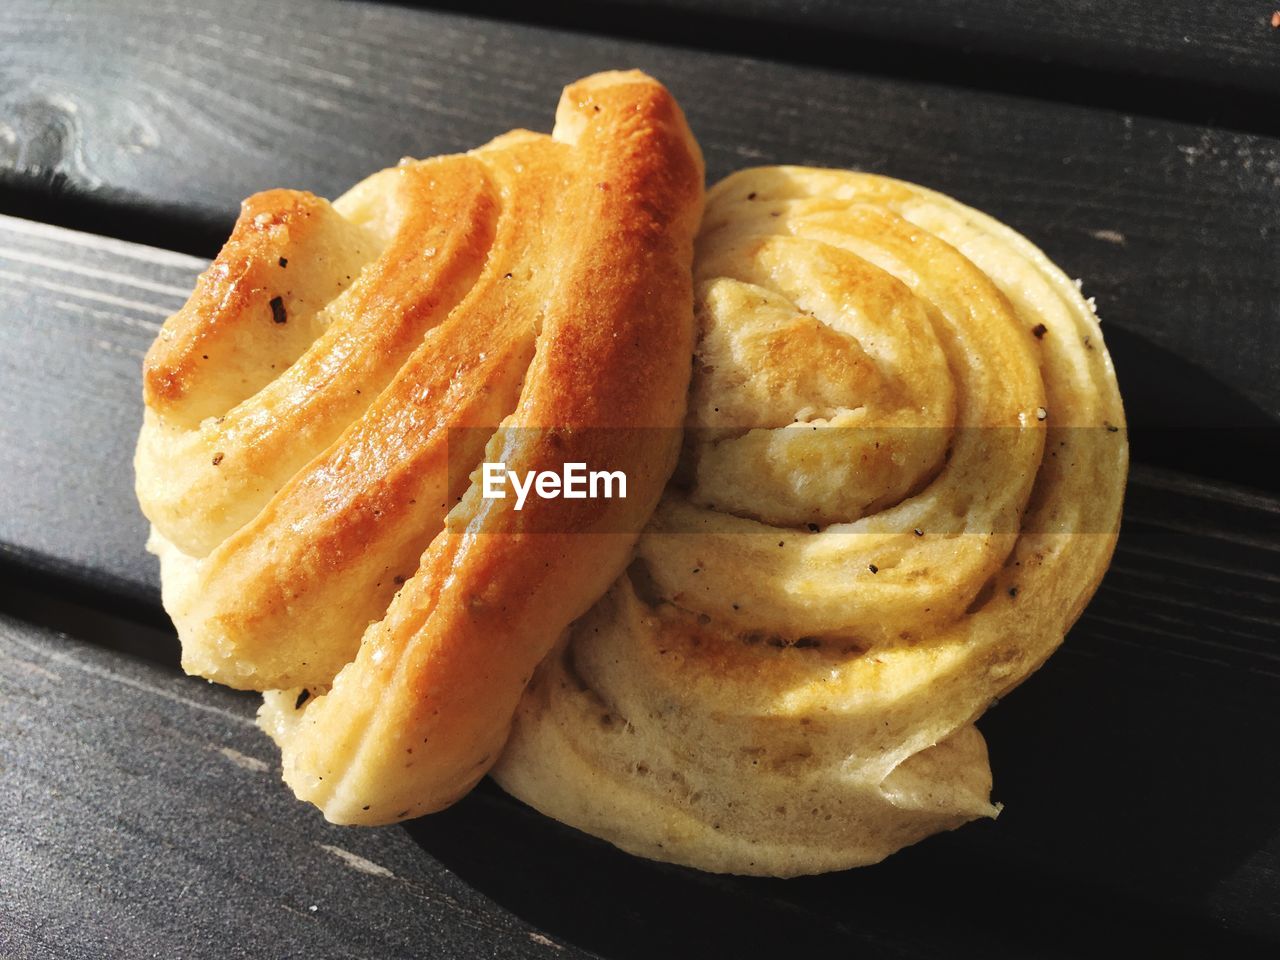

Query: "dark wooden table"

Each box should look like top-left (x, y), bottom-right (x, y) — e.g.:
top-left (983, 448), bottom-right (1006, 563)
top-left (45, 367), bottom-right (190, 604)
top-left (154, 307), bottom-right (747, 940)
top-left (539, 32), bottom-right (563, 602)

top-left (2, 2), bottom-right (1278, 957)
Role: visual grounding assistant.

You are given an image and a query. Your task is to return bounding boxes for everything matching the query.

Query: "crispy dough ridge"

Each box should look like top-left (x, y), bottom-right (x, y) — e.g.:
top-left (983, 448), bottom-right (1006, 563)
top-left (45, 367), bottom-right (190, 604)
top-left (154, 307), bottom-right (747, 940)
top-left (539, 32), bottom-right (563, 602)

top-left (136, 71), bottom-right (705, 822)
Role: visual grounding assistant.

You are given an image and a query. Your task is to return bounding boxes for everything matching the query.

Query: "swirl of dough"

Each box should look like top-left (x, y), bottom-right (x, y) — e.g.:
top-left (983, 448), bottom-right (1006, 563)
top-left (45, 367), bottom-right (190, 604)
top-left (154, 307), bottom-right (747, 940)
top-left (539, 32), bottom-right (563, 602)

top-left (493, 167), bottom-right (1128, 876)
top-left (135, 71), bottom-right (705, 822)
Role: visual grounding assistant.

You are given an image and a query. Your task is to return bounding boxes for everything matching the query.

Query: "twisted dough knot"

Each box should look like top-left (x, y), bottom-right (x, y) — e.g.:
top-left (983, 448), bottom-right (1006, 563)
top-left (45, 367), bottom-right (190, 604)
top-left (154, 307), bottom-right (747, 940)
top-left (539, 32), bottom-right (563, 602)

top-left (493, 167), bottom-right (1128, 876)
top-left (135, 72), bottom-right (704, 822)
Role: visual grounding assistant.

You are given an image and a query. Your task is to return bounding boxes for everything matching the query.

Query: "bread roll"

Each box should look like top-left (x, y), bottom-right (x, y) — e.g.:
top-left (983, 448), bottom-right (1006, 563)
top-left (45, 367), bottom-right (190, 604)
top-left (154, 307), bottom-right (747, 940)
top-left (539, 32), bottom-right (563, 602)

top-left (135, 71), bottom-right (705, 822)
top-left (492, 166), bottom-right (1128, 875)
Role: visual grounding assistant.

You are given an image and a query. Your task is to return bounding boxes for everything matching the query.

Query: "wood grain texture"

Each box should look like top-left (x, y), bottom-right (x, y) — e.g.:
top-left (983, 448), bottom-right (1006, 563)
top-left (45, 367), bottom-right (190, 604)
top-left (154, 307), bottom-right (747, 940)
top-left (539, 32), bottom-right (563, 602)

top-left (0, 217), bottom-right (190, 606)
top-left (0, 612), bottom-right (594, 960)
top-left (1, 599), bottom-right (1276, 960)
top-left (0, 0), bottom-right (1277, 430)
top-left (517, 0), bottom-right (1280, 104)
top-left (0, 216), bottom-right (1278, 952)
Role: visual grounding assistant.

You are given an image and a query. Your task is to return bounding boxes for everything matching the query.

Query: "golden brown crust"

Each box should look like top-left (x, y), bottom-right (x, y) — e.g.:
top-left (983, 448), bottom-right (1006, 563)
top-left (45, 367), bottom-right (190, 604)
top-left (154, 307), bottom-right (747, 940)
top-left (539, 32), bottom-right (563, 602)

top-left (136, 157), bottom-right (498, 556)
top-left (137, 71), bottom-right (705, 821)
top-left (143, 190), bottom-right (356, 417)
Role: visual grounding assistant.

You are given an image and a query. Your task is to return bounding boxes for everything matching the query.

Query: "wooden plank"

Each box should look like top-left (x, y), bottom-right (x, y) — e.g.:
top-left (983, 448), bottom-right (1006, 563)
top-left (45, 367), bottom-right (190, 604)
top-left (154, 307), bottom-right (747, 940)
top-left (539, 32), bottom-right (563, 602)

top-left (1, 608), bottom-right (1274, 959)
top-left (1, 215), bottom-right (1279, 950)
top-left (0, 0), bottom-right (1278, 429)
top-left (0, 611), bottom-right (595, 960)
top-left (479, 0), bottom-right (1280, 111)
top-left (0, 218), bottom-right (193, 606)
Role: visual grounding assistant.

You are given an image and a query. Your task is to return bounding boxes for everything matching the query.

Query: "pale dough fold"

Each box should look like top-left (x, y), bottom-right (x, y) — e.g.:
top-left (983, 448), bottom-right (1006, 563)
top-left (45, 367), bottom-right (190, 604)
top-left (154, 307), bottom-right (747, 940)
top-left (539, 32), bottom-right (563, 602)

top-left (492, 166), bottom-right (1128, 876)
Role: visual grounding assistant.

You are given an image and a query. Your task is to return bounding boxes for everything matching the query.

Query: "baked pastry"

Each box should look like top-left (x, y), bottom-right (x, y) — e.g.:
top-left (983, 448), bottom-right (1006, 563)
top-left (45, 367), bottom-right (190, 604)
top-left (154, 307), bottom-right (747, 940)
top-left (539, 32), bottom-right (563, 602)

top-left (135, 71), bottom-right (705, 821)
top-left (492, 167), bottom-right (1128, 875)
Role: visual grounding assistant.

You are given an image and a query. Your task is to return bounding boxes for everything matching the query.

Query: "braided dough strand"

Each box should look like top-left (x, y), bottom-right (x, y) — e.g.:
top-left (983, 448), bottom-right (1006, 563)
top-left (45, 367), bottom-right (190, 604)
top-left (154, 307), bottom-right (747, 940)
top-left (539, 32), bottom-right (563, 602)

top-left (137, 71), bottom-right (705, 821)
top-left (493, 167), bottom-right (1127, 876)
